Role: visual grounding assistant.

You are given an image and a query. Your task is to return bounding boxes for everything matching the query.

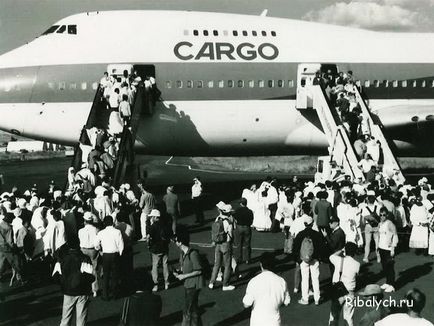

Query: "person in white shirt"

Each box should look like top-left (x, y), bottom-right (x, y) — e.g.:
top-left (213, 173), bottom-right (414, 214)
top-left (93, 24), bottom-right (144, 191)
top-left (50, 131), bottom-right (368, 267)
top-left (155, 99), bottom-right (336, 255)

top-left (358, 154), bottom-right (377, 175)
top-left (95, 215), bottom-right (124, 300)
top-left (191, 177), bottom-right (204, 225)
top-left (243, 253), bottom-right (290, 326)
top-left (79, 212), bottom-right (100, 297)
top-left (377, 207), bottom-right (398, 293)
top-left (289, 203), bottom-right (309, 294)
top-left (118, 94), bottom-right (131, 126)
top-left (375, 288), bottom-right (433, 326)
top-left (109, 88), bottom-right (120, 109)
top-left (328, 242), bottom-right (360, 326)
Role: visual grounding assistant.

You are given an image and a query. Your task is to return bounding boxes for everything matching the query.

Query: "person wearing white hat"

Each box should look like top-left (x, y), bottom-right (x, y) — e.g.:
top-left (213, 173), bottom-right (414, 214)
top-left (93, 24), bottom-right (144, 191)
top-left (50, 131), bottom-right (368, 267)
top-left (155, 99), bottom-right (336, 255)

top-left (79, 211), bottom-right (99, 297)
top-left (209, 203), bottom-right (235, 291)
top-left (148, 209), bottom-right (171, 292)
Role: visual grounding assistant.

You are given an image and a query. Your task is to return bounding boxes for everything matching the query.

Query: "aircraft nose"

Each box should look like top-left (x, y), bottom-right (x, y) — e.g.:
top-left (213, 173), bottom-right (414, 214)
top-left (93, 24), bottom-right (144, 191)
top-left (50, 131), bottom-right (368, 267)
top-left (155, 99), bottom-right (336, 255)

top-left (0, 104), bottom-right (26, 136)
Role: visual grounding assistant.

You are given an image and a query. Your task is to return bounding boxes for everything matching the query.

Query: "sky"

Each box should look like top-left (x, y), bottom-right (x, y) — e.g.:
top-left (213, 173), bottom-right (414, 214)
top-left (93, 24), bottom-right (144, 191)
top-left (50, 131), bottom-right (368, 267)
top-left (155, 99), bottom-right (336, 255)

top-left (1, 0), bottom-right (434, 55)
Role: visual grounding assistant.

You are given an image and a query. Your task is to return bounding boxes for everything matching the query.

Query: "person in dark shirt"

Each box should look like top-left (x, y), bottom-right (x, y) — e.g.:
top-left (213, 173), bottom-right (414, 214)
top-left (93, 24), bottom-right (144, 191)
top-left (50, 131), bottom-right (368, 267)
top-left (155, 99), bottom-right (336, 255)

top-left (322, 217), bottom-right (346, 276)
top-left (233, 198), bottom-right (254, 264)
top-left (314, 191), bottom-right (334, 233)
top-left (174, 227), bottom-right (205, 326)
top-left (119, 272), bottom-right (162, 326)
top-left (148, 209), bottom-right (170, 292)
top-left (52, 240), bottom-right (94, 326)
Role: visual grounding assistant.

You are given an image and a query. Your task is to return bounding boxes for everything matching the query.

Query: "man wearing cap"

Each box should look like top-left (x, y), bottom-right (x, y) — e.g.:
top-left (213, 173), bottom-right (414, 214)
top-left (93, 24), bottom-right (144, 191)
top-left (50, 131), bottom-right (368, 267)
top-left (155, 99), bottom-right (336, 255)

top-left (322, 217), bottom-right (346, 276)
top-left (148, 209), bottom-right (170, 292)
top-left (293, 214), bottom-right (326, 305)
top-left (209, 203), bottom-right (235, 291)
top-left (95, 215), bottom-right (124, 300)
top-left (358, 284), bottom-right (389, 326)
top-left (79, 212), bottom-right (100, 297)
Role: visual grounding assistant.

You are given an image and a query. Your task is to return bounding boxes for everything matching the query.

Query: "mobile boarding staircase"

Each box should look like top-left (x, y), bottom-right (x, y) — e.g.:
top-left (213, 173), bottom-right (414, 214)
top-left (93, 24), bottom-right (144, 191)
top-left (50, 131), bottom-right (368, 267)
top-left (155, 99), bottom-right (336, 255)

top-left (68, 83), bottom-right (153, 189)
top-left (297, 84), bottom-right (405, 183)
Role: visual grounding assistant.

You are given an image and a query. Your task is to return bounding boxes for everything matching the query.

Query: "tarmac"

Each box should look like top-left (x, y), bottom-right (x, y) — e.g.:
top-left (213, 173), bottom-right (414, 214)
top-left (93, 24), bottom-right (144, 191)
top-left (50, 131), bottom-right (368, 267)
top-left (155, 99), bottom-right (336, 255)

top-left (0, 156), bottom-right (434, 326)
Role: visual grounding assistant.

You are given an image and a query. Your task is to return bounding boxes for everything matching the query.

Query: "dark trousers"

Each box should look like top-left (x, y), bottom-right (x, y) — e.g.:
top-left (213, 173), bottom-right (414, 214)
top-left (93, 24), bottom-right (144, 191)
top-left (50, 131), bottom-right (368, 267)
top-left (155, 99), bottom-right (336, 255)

top-left (120, 247), bottom-right (134, 292)
top-left (234, 226), bottom-right (251, 263)
top-left (102, 252), bottom-right (120, 298)
top-left (192, 197), bottom-right (204, 224)
top-left (379, 249), bottom-right (395, 286)
top-left (182, 288), bottom-right (201, 326)
top-left (269, 203), bottom-right (278, 221)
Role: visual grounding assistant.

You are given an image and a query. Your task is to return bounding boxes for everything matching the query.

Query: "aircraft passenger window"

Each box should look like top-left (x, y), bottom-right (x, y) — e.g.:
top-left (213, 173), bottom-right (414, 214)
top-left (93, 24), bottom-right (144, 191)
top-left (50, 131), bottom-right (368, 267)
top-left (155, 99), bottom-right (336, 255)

top-left (92, 82), bottom-right (98, 90)
top-left (412, 80), bottom-right (417, 88)
top-left (166, 81), bottom-right (172, 88)
top-left (364, 80), bottom-right (370, 88)
top-left (268, 80), bottom-right (274, 88)
top-left (42, 25), bottom-right (60, 35)
top-left (187, 80), bottom-right (193, 88)
top-left (58, 82), bottom-right (66, 90)
top-left (422, 80), bottom-right (426, 87)
top-left (193, 30), bottom-right (199, 36)
top-left (238, 80), bottom-right (244, 88)
top-left (81, 82), bottom-right (87, 90)
top-left (183, 30), bottom-right (189, 36)
top-left (248, 80), bottom-right (255, 88)
top-left (203, 30), bottom-right (209, 36)
top-left (431, 80), bottom-right (434, 88)
top-left (288, 80), bottom-right (294, 88)
top-left (233, 31), bottom-right (238, 36)
top-left (218, 80), bottom-right (224, 88)
top-left (228, 80), bottom-right (234, 88)
top-left (278, 80), bottom-right (284, 87)
top-left (242, 31), bottom-right (248, 36)
top-left (373, 80), bottom-right (379, 88)
top-left (223, 30), bottom-right (228, 36)
top-left (258, 80), bottom-right (265, 88)
top-left (68, 25), bottom-right (77, 35)
top-left (383, 80), bottom-right (389, 87)
top-left (176, 80), bottom-right (183, 88)
top-left (197, 80), bottom-right (203, 88)
top-left (401, 80), bottom-right (407, 88)
top-left (392, 80), bottom-right (398, 87)
top-left (48, 82), bottom-right (55, 90)
top-left (208, 81), bottom-right (214, 88)
top-left (213, 30), bottom-right (218, 36)
top-left (69, 83), bottom-right (77, 90)
top-left (56, 25), bottom-right (66, 34)
top-left (271, 31), bottom-right (276, 36)
top-left (261, 31), bottom-right (267, 36)
top-left (252, 31), bottom-right (257, 36)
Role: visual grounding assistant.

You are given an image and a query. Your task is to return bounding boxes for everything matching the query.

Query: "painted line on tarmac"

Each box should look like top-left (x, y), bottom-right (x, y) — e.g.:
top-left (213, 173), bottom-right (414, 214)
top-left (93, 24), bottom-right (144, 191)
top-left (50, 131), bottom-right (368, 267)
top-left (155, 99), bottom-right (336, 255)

top-left (164, 156), bottom-right (242, 175)
top-left (190, 241), bottom-right (276, 251)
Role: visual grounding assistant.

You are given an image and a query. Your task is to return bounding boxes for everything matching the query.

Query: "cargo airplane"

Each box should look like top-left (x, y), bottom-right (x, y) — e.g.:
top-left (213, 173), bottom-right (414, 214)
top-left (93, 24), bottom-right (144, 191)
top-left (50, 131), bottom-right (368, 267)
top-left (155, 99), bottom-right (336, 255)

top-left (0, 10), bottom-right (434, 156)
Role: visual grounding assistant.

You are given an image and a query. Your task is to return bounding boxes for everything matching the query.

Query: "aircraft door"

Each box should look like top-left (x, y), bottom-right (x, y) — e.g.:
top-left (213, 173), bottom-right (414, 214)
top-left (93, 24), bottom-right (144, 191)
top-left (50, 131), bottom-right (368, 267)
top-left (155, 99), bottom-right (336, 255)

top-left (296, 63), bottom-right (321, 109)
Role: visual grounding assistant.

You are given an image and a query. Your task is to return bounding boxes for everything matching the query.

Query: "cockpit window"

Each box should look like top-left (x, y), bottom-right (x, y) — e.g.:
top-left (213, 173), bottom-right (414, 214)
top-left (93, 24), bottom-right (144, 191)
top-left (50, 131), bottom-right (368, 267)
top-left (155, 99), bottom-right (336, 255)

top-left (68, 25), bottom-right (77, 34)
top-left (41, 24), bottom-right (77, 36)
top-left (42, 25), bottom-right (60, 35)
top-left (56, 25), bottom-right (66, 33)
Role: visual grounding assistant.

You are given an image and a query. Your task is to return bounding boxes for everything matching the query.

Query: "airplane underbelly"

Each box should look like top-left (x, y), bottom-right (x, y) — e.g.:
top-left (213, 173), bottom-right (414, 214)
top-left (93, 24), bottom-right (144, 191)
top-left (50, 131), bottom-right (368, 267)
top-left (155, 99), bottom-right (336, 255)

top-left (136, 100), bottom-right (329, 155)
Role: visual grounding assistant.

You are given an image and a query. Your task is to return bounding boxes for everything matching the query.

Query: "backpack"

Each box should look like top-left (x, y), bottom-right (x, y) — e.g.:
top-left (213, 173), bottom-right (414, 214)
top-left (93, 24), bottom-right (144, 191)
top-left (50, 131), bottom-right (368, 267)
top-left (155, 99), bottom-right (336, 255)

top-left (211, 218), bottom-right (227, 244)
top-left (300, 236), bottom-right (315, 263)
